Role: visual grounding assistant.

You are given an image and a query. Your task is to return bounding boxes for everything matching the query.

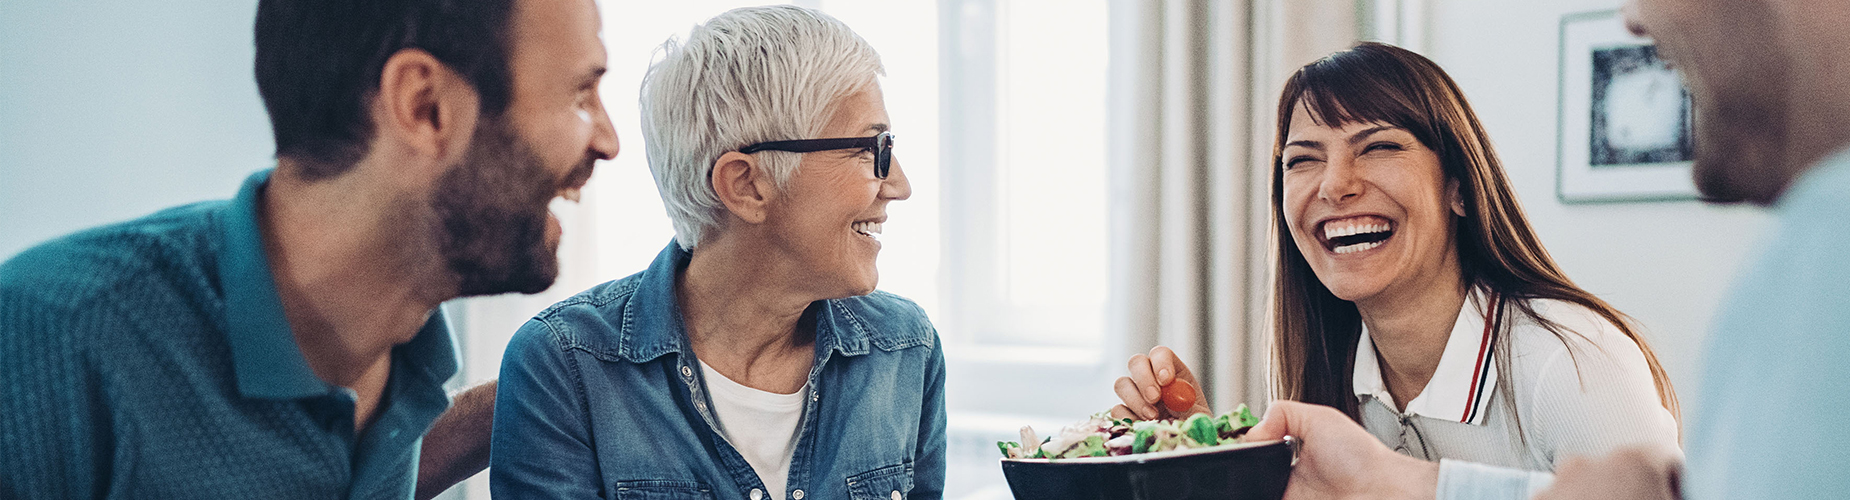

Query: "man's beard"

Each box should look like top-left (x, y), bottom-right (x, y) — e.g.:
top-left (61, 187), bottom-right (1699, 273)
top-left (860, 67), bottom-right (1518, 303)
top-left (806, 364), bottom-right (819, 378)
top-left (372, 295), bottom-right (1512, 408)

top-left (431, 120), bottom-right (567, 297)
top-left (1686, 0), bottom-right (1792, 204)
top-left (1691, 85), bottom-right (1789, 204)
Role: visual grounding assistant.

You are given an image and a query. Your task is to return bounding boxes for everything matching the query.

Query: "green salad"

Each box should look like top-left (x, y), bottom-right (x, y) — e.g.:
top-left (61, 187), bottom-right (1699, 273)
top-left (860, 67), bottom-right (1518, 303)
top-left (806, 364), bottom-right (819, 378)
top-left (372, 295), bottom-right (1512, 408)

top-left (997, 405), bottom-right (1261, 459)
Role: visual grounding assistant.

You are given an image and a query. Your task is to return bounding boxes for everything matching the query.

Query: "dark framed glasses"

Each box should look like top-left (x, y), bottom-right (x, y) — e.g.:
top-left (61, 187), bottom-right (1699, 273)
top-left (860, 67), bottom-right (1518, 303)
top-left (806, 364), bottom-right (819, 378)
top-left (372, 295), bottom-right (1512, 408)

top-left (739, 131), bottom-right (895, 179)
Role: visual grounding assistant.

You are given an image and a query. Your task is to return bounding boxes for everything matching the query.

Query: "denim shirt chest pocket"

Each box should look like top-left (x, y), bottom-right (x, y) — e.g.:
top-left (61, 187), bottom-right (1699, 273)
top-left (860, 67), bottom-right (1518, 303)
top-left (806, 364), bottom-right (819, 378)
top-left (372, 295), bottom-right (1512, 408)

top-left (845, 463), bottom-right (913, 500)
top-left (611, 480), bottom-right (717, 500)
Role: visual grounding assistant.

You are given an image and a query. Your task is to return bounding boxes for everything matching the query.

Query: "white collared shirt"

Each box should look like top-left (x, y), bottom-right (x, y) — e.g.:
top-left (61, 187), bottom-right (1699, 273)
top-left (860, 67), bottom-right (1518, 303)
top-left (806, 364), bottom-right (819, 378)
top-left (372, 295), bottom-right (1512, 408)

top-left (1353, 288), bottom-right (1680, 471)
top-left (1354, 289), bottom-right (1502, 427)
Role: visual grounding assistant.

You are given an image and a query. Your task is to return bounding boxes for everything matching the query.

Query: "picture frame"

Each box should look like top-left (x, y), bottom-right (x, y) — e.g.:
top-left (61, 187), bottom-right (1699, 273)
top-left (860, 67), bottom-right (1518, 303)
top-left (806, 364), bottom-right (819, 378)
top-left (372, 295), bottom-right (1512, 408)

top-left (1556, 10), bottom-right (1698, 203)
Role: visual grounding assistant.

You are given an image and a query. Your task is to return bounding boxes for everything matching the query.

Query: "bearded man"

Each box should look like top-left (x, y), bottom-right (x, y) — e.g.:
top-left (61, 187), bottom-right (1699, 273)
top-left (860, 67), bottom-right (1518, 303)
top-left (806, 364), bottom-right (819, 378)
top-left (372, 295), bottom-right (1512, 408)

top-left (0, 0), bottom-right (618, 498)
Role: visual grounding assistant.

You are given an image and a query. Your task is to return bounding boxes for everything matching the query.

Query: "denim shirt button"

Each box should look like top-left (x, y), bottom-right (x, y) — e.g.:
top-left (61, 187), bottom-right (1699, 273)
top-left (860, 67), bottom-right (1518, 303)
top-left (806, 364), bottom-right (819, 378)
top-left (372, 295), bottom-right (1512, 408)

top-left (750, 488), bottom-right (763, 500)
top-left (681, 365), bottom-right (694, 378)
top-left (890, 490), bottom-right (902, 500)
top-left (792, 489), bottom-right (805, 500)
top-left (811, 392), bottom-right (819, 402)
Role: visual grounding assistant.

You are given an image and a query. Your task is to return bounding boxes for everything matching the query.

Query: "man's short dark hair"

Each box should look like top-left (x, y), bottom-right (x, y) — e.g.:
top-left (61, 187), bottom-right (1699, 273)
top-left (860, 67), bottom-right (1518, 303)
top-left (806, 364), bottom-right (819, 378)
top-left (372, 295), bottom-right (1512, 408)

top-left (255, 0), bottom-right (516, 180)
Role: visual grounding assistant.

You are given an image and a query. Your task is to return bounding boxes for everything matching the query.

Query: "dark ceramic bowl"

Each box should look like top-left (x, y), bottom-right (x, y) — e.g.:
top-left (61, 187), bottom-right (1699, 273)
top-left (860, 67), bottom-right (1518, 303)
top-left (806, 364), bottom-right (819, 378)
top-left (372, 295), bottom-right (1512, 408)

top-left (1000, 438), bottom-right (1295, 500)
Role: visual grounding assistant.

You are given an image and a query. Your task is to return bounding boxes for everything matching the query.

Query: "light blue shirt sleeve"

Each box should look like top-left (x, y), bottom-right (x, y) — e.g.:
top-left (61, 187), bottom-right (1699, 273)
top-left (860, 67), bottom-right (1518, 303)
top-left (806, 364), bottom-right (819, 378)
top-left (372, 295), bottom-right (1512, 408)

top-left (1680, 149), bottom-right (1850, 500)
top-left (1435, 459), bottom-right (1554, 500)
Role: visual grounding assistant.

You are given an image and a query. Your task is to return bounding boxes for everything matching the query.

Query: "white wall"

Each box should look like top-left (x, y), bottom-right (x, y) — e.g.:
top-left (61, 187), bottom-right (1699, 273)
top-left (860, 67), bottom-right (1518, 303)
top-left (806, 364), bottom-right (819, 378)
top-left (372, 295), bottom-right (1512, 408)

top-left (1423, 0), bottom-right (1772, 405)
top-left (0, 0), bottom-right (273, 260)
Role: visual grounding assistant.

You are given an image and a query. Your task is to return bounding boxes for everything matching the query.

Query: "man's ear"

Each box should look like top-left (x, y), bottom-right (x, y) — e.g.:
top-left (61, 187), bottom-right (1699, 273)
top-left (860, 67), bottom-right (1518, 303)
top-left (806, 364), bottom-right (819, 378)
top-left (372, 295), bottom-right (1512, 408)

top-left (711, 152), bottom-right (777, 225)
top-left (374, 48), bottom-right (480, 168)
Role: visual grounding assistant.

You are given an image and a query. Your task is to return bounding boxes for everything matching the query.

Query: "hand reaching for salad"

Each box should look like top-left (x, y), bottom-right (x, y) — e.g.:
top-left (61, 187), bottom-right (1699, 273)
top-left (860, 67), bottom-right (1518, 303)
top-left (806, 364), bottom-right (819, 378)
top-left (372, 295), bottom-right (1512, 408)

top-left (1111, 346), bottom-right (1212, 420)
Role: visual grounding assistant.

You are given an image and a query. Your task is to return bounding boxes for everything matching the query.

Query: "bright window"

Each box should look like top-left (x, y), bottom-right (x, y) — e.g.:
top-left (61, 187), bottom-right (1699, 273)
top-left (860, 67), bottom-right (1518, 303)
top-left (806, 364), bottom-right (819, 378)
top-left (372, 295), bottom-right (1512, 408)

top-left (938, 0), bottom-right (1109, 349)
top-left (933, 1), bottom-right (1114, 497)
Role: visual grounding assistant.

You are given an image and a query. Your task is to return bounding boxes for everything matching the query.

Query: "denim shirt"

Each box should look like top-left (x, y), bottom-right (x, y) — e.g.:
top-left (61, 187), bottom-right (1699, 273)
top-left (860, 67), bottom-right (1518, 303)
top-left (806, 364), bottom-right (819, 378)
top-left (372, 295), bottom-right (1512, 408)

top-left (491, 242), bottom-right (946, 500)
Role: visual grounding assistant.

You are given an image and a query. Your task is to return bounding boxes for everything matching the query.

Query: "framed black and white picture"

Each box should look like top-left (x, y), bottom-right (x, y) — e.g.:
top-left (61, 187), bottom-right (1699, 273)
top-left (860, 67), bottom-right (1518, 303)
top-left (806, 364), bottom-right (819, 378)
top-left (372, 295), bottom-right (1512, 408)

top-left (1557, 10), bottom-right (1697, 202)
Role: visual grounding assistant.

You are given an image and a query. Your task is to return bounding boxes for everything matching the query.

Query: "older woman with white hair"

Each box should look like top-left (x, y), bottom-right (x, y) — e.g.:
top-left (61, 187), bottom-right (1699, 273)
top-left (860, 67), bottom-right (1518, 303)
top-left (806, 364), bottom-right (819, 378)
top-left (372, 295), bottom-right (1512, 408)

top-left (489, 6), bottom-right (941, 500)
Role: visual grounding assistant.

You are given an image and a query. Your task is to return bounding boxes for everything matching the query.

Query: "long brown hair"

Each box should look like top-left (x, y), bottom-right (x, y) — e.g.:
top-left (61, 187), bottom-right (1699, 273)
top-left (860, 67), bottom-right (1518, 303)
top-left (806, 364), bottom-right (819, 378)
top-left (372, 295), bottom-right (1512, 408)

top-left (1267, 42), bottom-right (1679, 425)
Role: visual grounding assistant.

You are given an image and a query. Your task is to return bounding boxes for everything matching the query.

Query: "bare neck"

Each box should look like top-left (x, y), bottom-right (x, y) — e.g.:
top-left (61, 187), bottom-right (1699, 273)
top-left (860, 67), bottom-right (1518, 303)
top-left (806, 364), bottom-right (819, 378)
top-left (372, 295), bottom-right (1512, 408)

top-left (261, 164), bottom-right (455, 389)
top-left (678, 232), bottom-right (818, 394)
top-left (1354, 256), bottom-right (1469, 411)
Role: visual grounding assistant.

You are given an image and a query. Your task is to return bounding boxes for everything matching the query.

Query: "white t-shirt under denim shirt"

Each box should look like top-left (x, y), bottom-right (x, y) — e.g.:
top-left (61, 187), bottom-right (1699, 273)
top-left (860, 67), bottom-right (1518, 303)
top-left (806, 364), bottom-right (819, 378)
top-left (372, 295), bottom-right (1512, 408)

top-left (1354, 288), bottom-right (1680, 472)
top-left (700, 360), bottom-right (808, 500)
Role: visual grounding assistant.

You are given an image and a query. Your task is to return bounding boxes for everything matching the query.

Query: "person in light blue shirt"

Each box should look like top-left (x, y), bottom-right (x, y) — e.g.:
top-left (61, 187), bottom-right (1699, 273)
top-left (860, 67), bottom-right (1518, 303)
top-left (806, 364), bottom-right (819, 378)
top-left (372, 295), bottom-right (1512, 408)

top-left (0, 0), bottom-right (619, 498)
top-left (1238, 0), bottom-right (1850, 499)
top-left (490, 6), bottom-right (944, 500)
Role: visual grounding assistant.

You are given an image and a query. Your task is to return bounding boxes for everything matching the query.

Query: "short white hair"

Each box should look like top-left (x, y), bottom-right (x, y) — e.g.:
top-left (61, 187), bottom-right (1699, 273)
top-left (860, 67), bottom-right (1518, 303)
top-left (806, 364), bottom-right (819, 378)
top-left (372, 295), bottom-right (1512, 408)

top-left (639, 5), bottom-right (885, 250)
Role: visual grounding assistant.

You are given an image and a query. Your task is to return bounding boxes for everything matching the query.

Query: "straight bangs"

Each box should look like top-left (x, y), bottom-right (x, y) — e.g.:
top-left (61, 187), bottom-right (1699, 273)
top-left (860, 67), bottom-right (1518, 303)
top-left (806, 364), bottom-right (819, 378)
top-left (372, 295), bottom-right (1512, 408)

top-left (1272, 43), bottom-right (1483, 188)
top-left (1293, 65), bottom-right (1439, 154)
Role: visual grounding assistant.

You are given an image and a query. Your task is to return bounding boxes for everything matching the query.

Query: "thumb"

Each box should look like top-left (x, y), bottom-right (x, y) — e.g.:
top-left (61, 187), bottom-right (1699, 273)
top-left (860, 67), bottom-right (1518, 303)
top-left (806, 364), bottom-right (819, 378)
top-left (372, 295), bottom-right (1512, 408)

top-left (1150, 346), bottom-right (1189, 385)
top-left (1243, 401), bottom-right (1295, 442)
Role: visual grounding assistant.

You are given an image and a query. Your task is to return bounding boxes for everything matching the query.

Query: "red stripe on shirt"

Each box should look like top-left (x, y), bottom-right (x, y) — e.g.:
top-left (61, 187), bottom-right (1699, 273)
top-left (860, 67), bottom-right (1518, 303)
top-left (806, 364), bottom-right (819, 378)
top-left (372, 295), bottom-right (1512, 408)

top-left (1461, 292), bottom-right (1499, 423)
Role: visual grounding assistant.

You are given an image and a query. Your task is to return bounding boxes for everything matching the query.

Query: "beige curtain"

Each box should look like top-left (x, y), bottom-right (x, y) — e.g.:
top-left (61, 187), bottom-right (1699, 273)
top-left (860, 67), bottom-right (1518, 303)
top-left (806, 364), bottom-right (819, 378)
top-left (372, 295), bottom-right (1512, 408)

top-left (1106, 0), bottom-right (1371, 411)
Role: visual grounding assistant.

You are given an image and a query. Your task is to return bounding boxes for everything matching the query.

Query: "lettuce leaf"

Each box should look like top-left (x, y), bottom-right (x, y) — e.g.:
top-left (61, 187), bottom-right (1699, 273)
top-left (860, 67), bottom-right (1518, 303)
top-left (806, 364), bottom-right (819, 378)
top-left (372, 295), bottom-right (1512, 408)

top-left (1183, 413), bottom-right (1220, 446)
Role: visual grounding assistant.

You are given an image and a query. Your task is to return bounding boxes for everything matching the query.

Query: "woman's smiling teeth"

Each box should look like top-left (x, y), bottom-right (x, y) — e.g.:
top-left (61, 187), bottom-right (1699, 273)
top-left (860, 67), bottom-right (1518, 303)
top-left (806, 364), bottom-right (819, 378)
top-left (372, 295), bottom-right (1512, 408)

top-left (853, 221), bottom-right (883, 240)
top-left (1321, 216), bottom-right (1393, 254)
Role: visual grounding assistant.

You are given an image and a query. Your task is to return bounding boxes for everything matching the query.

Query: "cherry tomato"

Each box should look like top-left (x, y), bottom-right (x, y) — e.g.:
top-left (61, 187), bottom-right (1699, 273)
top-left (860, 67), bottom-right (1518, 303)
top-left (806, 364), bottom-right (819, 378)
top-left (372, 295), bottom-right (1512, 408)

top-left (1160, 379), bottom-right (1198, 414)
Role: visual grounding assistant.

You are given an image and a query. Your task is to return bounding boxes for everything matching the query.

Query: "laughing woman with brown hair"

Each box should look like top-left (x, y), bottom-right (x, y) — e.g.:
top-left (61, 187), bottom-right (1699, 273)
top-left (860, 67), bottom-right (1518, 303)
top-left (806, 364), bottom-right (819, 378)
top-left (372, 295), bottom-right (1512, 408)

top-left (1111, 42), bottom-right (1678, 471)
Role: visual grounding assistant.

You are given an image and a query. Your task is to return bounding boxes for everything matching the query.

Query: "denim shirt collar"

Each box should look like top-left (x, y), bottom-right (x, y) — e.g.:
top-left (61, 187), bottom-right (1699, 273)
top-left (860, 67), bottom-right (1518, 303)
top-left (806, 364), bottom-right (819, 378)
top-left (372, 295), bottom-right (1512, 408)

top-left (615, 241), bottom-right (877, 364)
top-left (217, 169), bottom-right (458, 400)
